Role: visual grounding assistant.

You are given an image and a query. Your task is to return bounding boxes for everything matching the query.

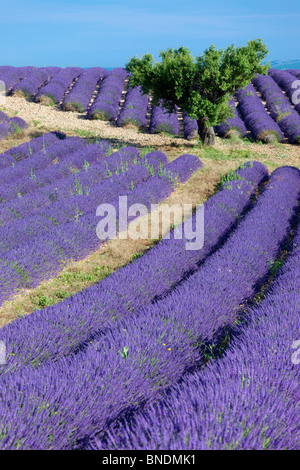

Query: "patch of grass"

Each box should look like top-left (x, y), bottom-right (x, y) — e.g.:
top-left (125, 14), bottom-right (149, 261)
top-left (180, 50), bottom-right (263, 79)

top-left (59, 264), bottom-right (113, 285)
top-left (36, 293), bottom-right (54, 308)
top-left (10, 123), bottom-right (22, 135)
top-left (201, 147), bottom-right (229, 161)
top-left (27, 264), bottom-right (114, 313)
top-left (228, 148), bottom-right (253, 159)
top-left (140, 145), bottom-right (155, 158)
top-left (73, 129), bottom-right (98, 139)
top-left (158, 130), bottom-right (177, 138)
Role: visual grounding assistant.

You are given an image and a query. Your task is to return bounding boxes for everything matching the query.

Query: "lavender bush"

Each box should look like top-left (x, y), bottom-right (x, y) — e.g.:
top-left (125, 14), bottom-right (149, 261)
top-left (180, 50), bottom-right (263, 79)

top-left (268, 68), bottom-right (300, 117)
top-left (0, 66), bottom-right (36, 91)
top-left (0, 116), bottom-right (28, 141)
top-left (182, 111), bottom-right (198, 140)
top-left (253, 73), bottom-right (300, 143)
top-left (0, 137), bottom-right (90, 203)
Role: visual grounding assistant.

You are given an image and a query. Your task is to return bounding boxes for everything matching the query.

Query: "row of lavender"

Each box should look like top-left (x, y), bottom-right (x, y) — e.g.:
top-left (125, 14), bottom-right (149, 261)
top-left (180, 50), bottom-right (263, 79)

top-left (0, 134), bottom-right (202, 306)
top-left (0, 162), bottom-right (298, 449)
top-left (0, 66), bottom-right (36, 90)
top-left (215, 68), bottom-right (300, 143)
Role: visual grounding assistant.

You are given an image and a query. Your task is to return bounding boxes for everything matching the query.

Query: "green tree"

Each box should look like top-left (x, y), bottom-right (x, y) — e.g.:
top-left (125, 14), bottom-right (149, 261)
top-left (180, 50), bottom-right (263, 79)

top-left (125, 40), bottom-right (269, 145)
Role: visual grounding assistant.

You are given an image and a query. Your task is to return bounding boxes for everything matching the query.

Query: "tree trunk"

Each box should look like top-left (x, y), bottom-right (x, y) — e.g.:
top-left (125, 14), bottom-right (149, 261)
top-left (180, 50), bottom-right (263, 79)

top-left (197, 117), bottom-right (216, 146)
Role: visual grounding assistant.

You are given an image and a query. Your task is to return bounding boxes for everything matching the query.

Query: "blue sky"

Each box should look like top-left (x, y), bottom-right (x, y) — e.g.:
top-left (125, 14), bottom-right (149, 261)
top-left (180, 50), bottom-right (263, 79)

top-left (0, 0), bottom-right (299, 67)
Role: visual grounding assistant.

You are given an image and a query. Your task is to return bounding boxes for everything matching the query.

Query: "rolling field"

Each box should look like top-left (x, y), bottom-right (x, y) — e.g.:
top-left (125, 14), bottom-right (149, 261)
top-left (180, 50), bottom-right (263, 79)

top-left (0, 65), bottom-right (299, 450)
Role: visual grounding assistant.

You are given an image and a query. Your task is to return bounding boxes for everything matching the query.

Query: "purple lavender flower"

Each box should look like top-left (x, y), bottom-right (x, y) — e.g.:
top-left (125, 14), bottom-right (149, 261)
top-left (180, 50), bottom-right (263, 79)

top-left (0, 166), bottom-right (298, 450)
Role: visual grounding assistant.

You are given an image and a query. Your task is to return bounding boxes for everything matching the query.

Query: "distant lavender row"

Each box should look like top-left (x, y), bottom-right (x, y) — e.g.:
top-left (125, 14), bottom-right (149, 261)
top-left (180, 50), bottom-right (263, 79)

top-left (116, 85), bottom-right (149, 128)
top-left (268, 68), bottom-right (300, 115)
top-left (0, 153), bottom-right (200, 309)
top-left (253, 74), bottom-right (300, 144)
top-left (0, 66), bottom-right (36, 91)
top-left (0, 132), bottom-right (61, 170)
top-left (150, 101), bottom-right (179, 135)
top-left (10, 67), bottom-right (61, 98)
top-left (236, 83), bottom-right (284, 143)
top-left (215, 98), bottom-right (247, 138)
top-left (96, 217), bottom-right (300, 450)
top-left (62, 67), bottom-right (108, 112)
top-left (287, 69), bottom-right (300, 79)
top-left (87, 68), bottom-right (129, 120)
top-left (36, 67), bottom-right (83, 105)
top-left (0, 165), bottom-right (298, 450)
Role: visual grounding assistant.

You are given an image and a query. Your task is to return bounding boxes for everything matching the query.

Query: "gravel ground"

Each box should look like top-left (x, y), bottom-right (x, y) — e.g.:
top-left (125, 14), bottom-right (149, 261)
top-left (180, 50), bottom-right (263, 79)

top-left (0, 95), bottom-right (193, 149)
top-left (0, 94), bottom-right (299, 166)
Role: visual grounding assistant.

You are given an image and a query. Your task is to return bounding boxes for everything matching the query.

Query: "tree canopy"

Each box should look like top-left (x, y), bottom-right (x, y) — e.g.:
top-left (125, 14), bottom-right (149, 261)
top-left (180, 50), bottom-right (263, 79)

top-left (125, 40), bottom-right (269, 144)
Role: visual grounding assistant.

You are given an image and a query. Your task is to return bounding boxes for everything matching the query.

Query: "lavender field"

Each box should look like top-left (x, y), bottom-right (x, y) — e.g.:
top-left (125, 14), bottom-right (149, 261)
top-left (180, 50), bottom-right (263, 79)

top-left (0, 64), bottom-right (299, 452)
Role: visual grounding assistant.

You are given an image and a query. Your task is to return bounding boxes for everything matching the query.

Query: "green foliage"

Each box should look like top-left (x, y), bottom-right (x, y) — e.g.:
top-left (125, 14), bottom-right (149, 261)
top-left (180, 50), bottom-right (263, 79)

top-left (215, 169), bottom-right (243, 191)
top-left (140, 145), bottom-right (155, 158)
top-left (37, 294), bottom-right (53, 308)
top-left (126, 40), bottom-right (269, 131)
top-left (118, 346), bottom-right (129, 360)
